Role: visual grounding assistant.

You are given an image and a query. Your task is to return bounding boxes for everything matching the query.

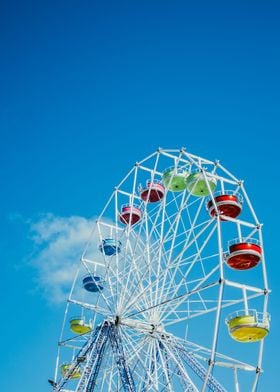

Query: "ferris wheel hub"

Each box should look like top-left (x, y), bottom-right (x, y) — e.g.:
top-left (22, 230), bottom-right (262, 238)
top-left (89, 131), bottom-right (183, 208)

top-left (118, 317), bottom-right (164, 333)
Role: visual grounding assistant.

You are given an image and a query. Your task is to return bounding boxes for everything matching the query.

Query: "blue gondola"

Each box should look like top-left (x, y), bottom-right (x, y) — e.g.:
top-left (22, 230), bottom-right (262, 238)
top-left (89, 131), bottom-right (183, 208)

top-left (83, 275), bottom-right (104, 292)
top-left (99, 238), bottom-right (122, 256)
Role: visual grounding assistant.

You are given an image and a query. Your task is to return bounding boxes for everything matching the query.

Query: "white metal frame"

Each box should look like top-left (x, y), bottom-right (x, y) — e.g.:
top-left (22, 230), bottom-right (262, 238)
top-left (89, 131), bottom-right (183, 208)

top-left (53, 148), bottom-right (270, 391)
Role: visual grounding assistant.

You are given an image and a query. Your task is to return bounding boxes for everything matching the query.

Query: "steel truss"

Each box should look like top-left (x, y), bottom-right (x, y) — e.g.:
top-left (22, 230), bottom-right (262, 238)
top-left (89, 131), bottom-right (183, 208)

top-left (55, 323), bottom-right (227, 392)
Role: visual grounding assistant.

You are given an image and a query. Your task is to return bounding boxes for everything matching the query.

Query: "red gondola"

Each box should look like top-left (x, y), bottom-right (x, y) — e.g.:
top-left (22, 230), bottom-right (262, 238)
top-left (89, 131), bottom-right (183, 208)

top-left (139, 181), bottom-right (165, 203)
top-left (119, 205), bottom-right (142, 225)
top-left (207, 192), bottom-right (242, 219)
top-left (226, 240), bottom-right (262, 270)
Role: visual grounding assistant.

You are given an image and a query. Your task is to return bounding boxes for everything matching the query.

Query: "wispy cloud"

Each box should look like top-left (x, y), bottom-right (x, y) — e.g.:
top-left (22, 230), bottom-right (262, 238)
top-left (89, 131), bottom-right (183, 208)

top-left (28, 213), bottom-right (97, 303)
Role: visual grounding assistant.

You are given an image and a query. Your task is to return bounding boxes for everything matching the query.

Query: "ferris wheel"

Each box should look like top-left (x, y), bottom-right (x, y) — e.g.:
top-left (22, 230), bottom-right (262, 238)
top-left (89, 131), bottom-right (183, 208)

top-left (51, 148), bottom-right (270, 392)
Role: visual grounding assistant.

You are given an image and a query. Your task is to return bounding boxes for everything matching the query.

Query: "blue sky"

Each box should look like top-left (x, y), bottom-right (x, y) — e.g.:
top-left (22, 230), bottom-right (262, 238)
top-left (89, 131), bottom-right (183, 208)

top-left (0, 1), bottom-right (279, 390)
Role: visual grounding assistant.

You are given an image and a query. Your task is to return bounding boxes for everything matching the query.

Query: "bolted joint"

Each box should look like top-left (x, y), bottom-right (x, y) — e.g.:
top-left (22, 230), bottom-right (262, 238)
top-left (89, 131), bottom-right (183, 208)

top-left (77, 355), bottom-right (86, 363)
top-left (208, 359), bottom-right (214, 366)
top-left (256, 366), bottom-right (261, 374)
top-left (264, 288), bottom-right (269, 295)
top-left (135, 162), bottom-right (139, 167)
top-left (149, 324), bottom-right (156, 334)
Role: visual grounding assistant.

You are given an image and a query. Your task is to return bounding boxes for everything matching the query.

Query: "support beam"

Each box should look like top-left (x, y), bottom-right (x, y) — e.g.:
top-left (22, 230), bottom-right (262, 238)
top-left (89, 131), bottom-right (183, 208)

top-left (109, 324), bottom-right (136, 392)
top-left (175, 343), bottom-right (227, 392)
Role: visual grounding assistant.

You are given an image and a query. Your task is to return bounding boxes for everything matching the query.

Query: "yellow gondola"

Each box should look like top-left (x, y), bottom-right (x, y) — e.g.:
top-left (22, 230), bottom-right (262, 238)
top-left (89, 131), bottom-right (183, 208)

top-left (70, 317), bottom-right (92, 334)
top-left (61, 363), bottom-right (81, 379)
top-left (226, 310), bottom-right (270, 343)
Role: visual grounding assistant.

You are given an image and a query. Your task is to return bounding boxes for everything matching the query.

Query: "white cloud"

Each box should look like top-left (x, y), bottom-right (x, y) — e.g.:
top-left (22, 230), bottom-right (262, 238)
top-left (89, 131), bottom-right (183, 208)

top-left (29, 213), bottom-right (97, 303)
